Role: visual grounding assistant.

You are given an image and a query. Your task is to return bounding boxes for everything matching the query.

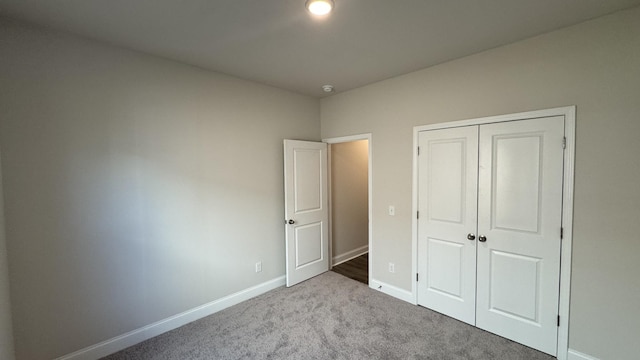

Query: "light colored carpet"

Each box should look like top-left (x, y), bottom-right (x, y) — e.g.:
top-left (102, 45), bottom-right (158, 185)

top-left (103, 272), bottom-right (554, 359)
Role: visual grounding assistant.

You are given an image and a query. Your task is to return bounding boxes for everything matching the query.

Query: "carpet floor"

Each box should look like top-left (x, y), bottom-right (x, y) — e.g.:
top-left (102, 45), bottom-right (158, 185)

top-left (102, 272), bottom-right (554, 359)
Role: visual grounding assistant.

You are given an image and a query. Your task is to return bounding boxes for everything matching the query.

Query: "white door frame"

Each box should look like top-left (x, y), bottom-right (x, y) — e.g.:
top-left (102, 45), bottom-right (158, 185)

top-left (411, 106), bottom-right (575, 360)
top-left (322, 133), bottom-right (373, 285)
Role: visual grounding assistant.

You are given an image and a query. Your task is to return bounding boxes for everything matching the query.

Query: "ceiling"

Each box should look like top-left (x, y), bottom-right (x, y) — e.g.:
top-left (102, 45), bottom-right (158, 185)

top-left (1, 0), bottom-right (639, 97)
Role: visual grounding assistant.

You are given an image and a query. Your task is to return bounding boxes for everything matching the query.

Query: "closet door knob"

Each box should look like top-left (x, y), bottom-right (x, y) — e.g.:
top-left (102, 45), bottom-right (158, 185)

top-left (467, 233), bottom-right (476, 241)
top-left (478, 235), bottom-right (487, 242)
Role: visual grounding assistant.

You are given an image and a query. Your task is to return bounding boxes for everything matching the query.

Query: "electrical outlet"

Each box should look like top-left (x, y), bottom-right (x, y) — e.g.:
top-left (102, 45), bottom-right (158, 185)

top-left (388, 262), bottom-right (395, 273)
top-left (255, 261), bottom-right (262, 273)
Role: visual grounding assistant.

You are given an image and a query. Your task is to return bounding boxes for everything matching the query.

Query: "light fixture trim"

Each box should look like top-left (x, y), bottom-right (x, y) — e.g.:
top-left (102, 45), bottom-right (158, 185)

top-left (322, 85), bottom-right (334, 93)
top-left (305, 0), bottom-right (335, 16)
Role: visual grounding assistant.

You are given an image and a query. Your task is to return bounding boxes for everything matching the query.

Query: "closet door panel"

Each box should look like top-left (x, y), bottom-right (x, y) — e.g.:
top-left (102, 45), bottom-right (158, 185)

top-left (417, 126), bottom-right (478, 325)
top-left (476, 116), bottom-right (564, 356)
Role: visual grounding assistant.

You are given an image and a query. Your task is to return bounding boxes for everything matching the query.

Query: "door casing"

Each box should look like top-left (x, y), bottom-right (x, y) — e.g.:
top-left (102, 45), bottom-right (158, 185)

top-left (411, 106), bottom-right (575, 360)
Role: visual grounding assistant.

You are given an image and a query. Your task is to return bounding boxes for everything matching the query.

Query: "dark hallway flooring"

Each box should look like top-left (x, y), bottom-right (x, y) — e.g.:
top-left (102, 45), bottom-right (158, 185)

top-left (331, 253), bottom-right (368, 285)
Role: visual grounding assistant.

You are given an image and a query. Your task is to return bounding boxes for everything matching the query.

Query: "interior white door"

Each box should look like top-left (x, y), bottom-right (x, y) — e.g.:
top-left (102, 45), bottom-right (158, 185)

top-left (283, 140), bottom-right (329, 287)
top-left (416, 116), bottom-right (565, 355)
top-left (476, 117), bottom-right (565, 355)
top-left (417, 126), bottom-right (478, 325)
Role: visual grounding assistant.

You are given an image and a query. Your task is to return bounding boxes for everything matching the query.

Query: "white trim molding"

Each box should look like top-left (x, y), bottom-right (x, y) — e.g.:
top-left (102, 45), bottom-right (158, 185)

top-left (411, 106), bottom-right (576, 360)
top-left (567, 349), bottom-right (601, 360)
top-left (558, 106), bottom-right (576, 360)
top-left (369, 278), bottom-right (414, 304)
top-left (55, 276), bottom-right (286, 360)
top-left (332, 245), bottom-right (368, 266)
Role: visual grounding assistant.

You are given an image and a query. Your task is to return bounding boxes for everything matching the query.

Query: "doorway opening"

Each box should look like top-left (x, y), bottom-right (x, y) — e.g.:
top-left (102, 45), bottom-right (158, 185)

top-left (324, 135), bottom-right (371, 286)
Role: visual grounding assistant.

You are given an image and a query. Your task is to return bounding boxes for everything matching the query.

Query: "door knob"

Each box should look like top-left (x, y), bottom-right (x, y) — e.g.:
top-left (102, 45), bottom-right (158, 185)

top-left (478, 235), bottom-right (487, 242)
top-left (288, 219), bottom-right (295, 225)
top-left (467, 233), bottom-right (476, 241)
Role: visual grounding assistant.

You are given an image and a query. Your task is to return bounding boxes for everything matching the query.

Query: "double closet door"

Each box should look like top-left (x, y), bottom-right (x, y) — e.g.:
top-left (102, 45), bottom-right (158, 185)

top-left (417, 116), bottom-right (564, 356)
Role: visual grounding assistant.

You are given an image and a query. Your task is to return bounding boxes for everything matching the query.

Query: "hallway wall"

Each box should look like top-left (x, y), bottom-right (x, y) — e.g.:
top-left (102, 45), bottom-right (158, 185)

top-left (331, 140), bottom-right (369, 263)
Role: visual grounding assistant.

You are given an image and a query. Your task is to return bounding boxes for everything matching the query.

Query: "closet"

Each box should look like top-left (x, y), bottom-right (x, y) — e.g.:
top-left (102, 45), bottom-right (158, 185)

top-left (416, 115), bottom-right (565, 356)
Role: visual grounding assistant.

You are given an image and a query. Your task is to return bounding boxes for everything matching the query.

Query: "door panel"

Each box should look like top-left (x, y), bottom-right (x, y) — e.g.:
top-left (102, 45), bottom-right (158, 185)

top-left (492, 135), bottom-right (542, 233)
top-left (294, 150), bottom-right (322, 212)
top-left (489, 250), bottom-right (541, 322)
top-left (284, 140), bottom-right (329, 287)
top-left (294, 222), bottom-right (323, 267)
top-left (428, 140), bottom-right (466, 223)
top-left (426, 238), bottom-right (464, 297)
top-left (476, 117), bottom-right (564, 355)
top-left (417, 126), bottom-right (478, 325)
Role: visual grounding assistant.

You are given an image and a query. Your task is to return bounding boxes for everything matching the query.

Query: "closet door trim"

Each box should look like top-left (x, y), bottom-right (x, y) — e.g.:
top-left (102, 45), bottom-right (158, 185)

top-left (411, 106), bottom-right (575, 360)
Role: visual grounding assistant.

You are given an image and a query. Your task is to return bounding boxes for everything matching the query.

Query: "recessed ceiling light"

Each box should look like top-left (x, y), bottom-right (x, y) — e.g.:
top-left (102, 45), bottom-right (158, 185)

top-left (305, 0), bottom-right (334, 16)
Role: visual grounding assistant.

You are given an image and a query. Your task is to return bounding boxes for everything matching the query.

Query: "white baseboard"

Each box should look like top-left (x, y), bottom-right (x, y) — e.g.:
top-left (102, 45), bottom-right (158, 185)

top-left (567, 349), bottom-right (600, 360)
top-left (332, 245), bottom-right (368, 266)
top-left (55, 276), bottom-right (286, 360)
top-left (369, 278), bottom-right (413, 304)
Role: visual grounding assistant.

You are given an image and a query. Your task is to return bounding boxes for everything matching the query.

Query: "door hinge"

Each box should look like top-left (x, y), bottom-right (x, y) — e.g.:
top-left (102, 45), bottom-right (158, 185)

top-left (557, 315), bottom-right (560, 327)
top-left (417, 211), bottom-right (420, 219)
top-left (417, 146), bottom-right (420, 156)
top-left (560, 227), bottom-right (564, 239)
top-left (416, 273), bottom-right (419, 282)
top-left (562, 137), bottom-right (567, 149)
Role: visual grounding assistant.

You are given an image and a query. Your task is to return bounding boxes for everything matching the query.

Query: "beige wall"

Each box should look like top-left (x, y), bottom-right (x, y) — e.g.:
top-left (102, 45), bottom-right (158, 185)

top-left (0, 19), bottom-right (319, 359)
top-left (330, 140), bottom-right (368, 260)
top-left (321, 6), bottom-right (640, 360)
top-left (0, 153), bottom-right (15, 360)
